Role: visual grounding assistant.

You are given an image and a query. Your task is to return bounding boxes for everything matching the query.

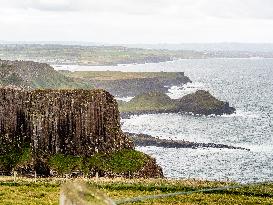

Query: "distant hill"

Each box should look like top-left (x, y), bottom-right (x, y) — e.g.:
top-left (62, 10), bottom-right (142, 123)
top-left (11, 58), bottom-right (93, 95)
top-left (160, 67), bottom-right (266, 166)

top-left (0, 44), bottom-right (206, 66)
top-left (0, 60), bottom-right (92, 89)
top-left (124, 43), bottom-right (273, 52)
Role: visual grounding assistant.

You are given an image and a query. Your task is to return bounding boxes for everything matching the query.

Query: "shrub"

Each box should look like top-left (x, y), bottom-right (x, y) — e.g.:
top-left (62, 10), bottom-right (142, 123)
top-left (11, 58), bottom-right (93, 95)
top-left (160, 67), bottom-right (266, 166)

top-left (48, 154), bottom-right (83, 176)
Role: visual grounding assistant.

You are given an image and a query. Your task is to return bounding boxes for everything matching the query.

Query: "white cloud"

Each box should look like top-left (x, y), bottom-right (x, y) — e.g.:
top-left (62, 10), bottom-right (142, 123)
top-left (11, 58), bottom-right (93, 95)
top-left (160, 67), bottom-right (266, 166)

top-left (0, 0), bottom-right (272, 43)
top-left (199, 0), bottom-right (273, 19)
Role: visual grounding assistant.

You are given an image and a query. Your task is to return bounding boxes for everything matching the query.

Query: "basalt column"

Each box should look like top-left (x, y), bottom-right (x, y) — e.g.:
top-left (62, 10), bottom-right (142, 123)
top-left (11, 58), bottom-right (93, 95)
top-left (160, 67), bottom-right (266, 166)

top-left (0, 88), bottom-right (133, 159)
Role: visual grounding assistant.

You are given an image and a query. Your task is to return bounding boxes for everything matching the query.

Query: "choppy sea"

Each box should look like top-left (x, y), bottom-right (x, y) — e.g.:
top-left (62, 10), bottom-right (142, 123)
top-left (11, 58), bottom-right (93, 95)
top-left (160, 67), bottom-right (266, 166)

top-left (54, 58), bottom-right (273, 183)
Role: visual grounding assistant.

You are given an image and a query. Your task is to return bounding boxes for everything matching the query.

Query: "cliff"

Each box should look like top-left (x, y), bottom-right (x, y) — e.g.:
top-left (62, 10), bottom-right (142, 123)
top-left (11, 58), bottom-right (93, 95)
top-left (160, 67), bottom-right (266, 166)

top-left (63, 71), bottom-right (191, 97)
top-left (0, 88), bottom-right (162, 178)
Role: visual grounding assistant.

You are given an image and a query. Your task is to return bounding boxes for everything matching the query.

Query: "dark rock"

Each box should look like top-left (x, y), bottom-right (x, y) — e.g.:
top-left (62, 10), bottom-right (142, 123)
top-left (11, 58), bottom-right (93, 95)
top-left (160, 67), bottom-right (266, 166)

top-left (127, 133), bottom-right (249, 151)
top-left (0, 87), bottom-right (164, 178)
top-left (0, 88), bottom-right (133, 158)
top-left (178, 90), bottom-right (236, 115)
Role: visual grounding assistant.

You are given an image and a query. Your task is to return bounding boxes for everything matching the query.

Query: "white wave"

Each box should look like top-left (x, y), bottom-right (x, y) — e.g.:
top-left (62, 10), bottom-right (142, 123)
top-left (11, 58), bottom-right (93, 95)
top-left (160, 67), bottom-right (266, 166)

top-left (115, 96), bottom-right (134, 102)
top-left (221, 110), bottom-right (261, 119)
top-left (239, 144), bottom-right (273, 153)
top-left (166, 82), bottom-right (206, 99)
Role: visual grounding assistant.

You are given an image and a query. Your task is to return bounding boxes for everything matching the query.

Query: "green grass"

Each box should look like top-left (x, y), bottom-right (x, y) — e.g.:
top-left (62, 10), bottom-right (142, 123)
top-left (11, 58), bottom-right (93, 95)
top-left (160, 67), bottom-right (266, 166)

top-left (29, 69), bottom-right (92, 89)
top-left (0, 45), bottom-right (206, 66)
top-left (2, 150), bottom-right (149, 177)
top-left (0, 62), bottom-right (93, 89)
top-left (118, 92), bottom-right (177, 113)
top-left (0, 177), bottom-right (273, 204)
top-left (63, 71), bottom-right (184, 81)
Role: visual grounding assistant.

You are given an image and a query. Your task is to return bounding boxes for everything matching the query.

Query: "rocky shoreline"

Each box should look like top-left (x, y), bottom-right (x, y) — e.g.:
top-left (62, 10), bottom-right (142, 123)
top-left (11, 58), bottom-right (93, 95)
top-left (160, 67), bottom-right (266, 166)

top-left (127, 133), bottom-right (250, 151)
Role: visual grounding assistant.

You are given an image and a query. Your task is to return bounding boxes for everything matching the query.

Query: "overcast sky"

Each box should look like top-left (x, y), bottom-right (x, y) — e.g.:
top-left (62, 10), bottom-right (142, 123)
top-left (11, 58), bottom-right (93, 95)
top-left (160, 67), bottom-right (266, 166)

top-left (0, 0), bottom-right (273, 44)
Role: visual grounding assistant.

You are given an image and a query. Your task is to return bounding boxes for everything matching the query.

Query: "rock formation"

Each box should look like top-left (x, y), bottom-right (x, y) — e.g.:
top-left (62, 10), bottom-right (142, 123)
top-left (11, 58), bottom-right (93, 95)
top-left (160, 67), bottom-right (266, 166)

top-left (127, 133), bottom-right (249, 151)
top-left (0, 88), bottom-right (163, 178)
top-left (178, 90), bottom-right (235, 115)
top-left (119, 90), bottom-right (235, 117)
top-left (0, 88), bottom-right (132, 158)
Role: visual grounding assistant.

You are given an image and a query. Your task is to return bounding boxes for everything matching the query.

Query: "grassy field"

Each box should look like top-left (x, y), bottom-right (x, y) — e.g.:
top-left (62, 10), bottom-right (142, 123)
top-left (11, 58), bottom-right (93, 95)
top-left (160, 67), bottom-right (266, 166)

top-left (62, 71), bottom-right (184, 81)
top-left (0, 177), bottom-right (273, 204)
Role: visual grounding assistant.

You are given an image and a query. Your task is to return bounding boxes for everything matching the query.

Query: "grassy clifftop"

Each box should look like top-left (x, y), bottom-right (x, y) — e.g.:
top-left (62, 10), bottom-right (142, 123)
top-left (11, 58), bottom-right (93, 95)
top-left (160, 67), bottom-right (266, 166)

top-left (63, 71), bottom-right (191, 97)
top-left (64, 71), bottom-right (186, 81)
top-left (0, 60), bottom-right (92, 89)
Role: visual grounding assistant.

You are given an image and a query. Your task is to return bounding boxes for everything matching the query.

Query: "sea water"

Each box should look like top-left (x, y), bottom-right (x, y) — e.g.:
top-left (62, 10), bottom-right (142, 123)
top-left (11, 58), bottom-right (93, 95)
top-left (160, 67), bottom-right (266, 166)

top-left (54, 58), bottom-right (273, 183)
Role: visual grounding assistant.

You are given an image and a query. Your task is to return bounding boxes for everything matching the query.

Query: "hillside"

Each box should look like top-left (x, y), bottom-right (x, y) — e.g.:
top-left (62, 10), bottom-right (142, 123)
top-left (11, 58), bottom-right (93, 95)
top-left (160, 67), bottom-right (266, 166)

top-left (0, 60), bottom-right (91, 89)
top-left (119, 90), bottom-right (235, 116)
top-left (0, 44), bottom-right (207, 66)
top-left (63, 71), bottom-right (191, 97)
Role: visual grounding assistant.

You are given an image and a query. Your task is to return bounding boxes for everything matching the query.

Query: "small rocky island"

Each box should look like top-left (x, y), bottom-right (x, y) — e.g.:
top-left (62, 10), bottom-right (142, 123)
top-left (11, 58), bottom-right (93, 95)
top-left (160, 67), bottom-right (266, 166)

top-left (119, 90), bottom-right (235, 117)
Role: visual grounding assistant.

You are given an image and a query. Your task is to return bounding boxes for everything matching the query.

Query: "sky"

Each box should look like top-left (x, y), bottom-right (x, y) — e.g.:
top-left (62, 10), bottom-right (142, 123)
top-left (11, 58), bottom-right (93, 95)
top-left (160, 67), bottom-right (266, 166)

top-left (0, 0), bottom-right (273, 44)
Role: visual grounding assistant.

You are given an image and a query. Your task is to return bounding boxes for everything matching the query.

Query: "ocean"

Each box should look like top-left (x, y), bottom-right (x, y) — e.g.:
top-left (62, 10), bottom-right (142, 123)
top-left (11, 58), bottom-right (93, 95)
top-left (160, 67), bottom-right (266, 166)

top-left (54, 58), bottom-right (273, 183)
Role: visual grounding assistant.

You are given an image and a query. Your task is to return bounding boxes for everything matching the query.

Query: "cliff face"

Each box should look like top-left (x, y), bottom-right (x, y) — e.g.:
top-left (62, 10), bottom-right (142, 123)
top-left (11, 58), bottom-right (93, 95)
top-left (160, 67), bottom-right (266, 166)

top-left (0, 88), bottom-right (133, 159)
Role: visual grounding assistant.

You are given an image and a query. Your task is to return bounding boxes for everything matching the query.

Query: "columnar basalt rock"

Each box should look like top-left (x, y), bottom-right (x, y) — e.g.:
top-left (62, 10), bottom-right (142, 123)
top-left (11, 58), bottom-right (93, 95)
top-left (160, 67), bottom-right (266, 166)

top-left (0, 88), bottom-right (133, 160)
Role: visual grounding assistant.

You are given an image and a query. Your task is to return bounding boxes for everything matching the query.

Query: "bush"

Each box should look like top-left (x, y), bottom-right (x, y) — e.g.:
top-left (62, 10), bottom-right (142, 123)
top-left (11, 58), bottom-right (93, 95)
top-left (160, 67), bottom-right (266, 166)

top-left (85, 150), bottom-right (148, 175)
top-left (0, 146), bottom-right (31, 173)
top-left (48, 154), bottom-right (83, 175)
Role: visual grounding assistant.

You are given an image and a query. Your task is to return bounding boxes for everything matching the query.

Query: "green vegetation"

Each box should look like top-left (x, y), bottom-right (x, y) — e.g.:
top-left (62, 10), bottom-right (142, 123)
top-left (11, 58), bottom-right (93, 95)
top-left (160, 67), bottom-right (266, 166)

top-left (179, 90), bottom-right (223, 110)
top-left (46, 150), bottom-right (148, 176)
top-left (0, 145), bottom-right (32, 173)
top-left (48, 154), bottom-right (83, 176)
top-left (29, 70), bottom-right (91, 89)
top-left (62, 71), bottom-right (191, 97)
top-left (0, 45), bottom-right (206, 66)
top-left (63, 71), bottom-right (185, 81)
top-left (0, 177), bottom-right (272, 204)
top-left (102, 149), bottom-right (148, 174)
top-left (119, 92), bottom-right (176, 113)
top-left (119, 90), bottom-right (235, 115)
top-left (178, 90), bottom-right (235, 115)
top-left (0, 61), bottom-right (92, 89)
